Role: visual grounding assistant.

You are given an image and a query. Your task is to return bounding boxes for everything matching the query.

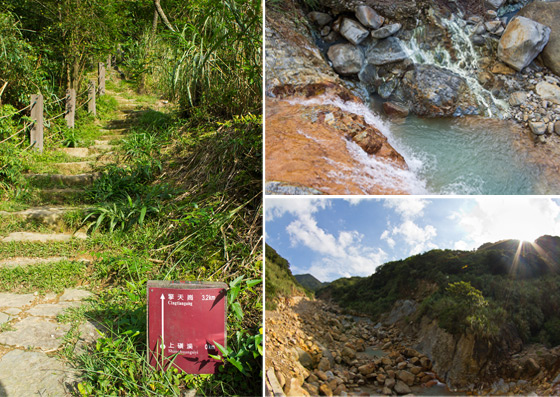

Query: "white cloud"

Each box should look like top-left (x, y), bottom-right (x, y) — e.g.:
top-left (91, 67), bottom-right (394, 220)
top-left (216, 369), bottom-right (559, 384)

top-left (453, 197), bottom-right (560, 248)
top-left (383, 198), bottom-right (430, 220)
top-left (391, 220), bottom-right (438, 255)
top-left (454, 240), bottom-right (469, 250)
top-left (380, 230), bottom-right (395, 248)
top-left (343, 198), bottom-right (367, 206)
top-left (266, 198), bottom-right (329, 221)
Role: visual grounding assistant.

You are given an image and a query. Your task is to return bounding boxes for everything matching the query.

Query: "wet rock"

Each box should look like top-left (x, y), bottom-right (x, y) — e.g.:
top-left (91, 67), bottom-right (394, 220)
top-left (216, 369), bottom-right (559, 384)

top-left (327, 43), bottom-right (363, 76)
top-left (382, 102), bottom-right (409, 118)
top-left (340, 18), bottom-right (369, 46)
top-left (498, 16), bottom-right (551, 72)
top-left (535, 81), bottom-right (560, 104)
top-left (378, 79), bottom-right (398, 99)
top-left (265, 182), bottom-right (323, 195)
top-left (371, 23), bottom-right (401, 39)
top-left (394, 380), bottom-right (412, 394)
top-left (472, 35), bottom-right (485, 46)
top-left (401, 64), bottom-right (475, 117)
top-left (518, 1), bottom-right (560, 77)
top-left (355, 5), bottom-right (384, 30)
top-left (364, 37), bottom-right (408, 66)
top-left (358, 64), bottom-right (379, 86)
top-left (529, 121), bottom-right (547, 135)
top-left (308, 11), bottom-right (332, 27)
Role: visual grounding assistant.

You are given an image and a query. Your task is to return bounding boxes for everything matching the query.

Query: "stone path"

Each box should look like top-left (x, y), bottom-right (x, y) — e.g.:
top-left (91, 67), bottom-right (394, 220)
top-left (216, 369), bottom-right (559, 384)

top-left (0, 76), bottom-right (148, 396)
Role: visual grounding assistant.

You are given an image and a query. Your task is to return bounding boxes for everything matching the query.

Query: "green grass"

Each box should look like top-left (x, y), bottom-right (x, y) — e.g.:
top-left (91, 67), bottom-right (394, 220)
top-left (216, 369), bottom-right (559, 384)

top-left (0, 260), bottom-right (89, 293)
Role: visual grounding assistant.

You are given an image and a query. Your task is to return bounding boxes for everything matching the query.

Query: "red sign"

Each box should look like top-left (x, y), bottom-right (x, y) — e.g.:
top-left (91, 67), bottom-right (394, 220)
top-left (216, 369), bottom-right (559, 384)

top-left (147, 281), bottom-right (227, 374)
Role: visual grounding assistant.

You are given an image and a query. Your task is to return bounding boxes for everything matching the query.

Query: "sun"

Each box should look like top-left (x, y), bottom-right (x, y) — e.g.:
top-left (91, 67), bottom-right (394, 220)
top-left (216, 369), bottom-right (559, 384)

top-left (492, 219), bottom-right (542, 243)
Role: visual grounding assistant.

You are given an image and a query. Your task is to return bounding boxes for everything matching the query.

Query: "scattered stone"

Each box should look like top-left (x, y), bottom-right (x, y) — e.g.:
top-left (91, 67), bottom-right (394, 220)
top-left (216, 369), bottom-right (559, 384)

top-left (371, 23), bottom-right (401, 39)
top-left (485, 20), bottom-right (502, 33)
top-left (394, 380), bottom-right (412, 394)
top-left (529, 121), bottom-right (547, 135)
top-left (339, 18), bottom-right (369, 46)
top-left (296, 347), bottom-right (314, 370)
top-left (498, 16), bottom-right (551, 72)
top-left (555, 121), bottom-right (560, 135)
top-left (327, 43), bottom-right (363, 75)
top-left (485, 10), bottom-right (498, 20)
top-left (491, 62), bottom-right (516, 75)
top-left (308, 11), bottom-right (332, 27)
top-left (485, 0), bottom-right (505, 10)
top-left (474, 23), bottom-right (486, 35)
top-left (60, 288), bottom-right (93, 302)
top-left (355, 5), bottom-right (384, 29)
top-left (535, 81), bottom-right (560, 105)
top-left (397, 370), bottom-right (415, 386)
top-left (318, 383), bottom-right (333, 396)
top-left (509, 91), bottom-right (528, 106)
top-left (467, 15), bottom-right (484, 25)
top-left (320, 26), bottom-right (331, 37)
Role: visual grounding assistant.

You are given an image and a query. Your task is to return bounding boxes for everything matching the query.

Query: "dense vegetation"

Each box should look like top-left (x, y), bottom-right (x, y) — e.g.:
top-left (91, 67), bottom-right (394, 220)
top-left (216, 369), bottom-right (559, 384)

top-left (265, 244), bottom-right (309, 309)
top-left (0, 0), bottom-right (262, 395)
top-left (317, 236), bottom-right (560, 347)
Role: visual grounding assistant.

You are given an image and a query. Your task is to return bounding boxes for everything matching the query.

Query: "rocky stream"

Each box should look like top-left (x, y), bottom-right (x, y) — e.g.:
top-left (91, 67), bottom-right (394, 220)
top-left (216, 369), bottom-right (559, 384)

top-left (265, 297), bottom-right (560, 396)
top-left (265, 0), bottom-right (560, 194)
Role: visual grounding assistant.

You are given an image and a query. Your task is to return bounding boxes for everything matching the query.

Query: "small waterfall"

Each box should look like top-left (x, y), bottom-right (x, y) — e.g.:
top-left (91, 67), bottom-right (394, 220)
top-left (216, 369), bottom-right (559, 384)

top-left (404, 14), bottom-right (509, 118)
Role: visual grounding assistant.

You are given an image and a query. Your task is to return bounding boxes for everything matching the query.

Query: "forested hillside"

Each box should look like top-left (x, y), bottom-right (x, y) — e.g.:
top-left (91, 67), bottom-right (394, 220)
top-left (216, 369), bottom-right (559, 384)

top-left (0, 0), bottom-right (262, 395)
top-left (318, 236), bottom-right (560, 347)
top-left (265, 244), bottom-right (309, 308)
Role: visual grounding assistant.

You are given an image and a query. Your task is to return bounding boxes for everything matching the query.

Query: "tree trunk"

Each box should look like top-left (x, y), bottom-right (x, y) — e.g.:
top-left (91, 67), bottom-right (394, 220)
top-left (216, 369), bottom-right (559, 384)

top-left (154, 0), bottom-right (175, 32)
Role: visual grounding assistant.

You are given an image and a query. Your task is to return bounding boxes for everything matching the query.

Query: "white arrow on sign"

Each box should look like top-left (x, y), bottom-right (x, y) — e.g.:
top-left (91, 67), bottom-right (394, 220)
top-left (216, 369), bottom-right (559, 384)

top-left (160, 294), bottom-right (165, 349)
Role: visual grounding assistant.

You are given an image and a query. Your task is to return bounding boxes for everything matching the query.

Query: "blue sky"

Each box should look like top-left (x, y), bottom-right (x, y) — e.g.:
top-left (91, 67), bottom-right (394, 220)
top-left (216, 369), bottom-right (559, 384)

top-left (265, 197), bottom-right (560, 282)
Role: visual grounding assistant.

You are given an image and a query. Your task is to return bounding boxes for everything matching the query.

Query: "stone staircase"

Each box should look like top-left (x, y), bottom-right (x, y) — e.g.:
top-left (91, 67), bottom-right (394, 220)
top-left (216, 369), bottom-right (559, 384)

top-left (0, 84), bottom-right (141, 395)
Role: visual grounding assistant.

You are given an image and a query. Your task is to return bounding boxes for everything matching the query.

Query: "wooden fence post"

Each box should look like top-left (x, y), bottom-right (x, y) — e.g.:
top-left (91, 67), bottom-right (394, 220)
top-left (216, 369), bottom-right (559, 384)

top-left (30, 94), bottom-right (43, 152)
top-left (88, 79), bottom-right (96, 116)
top-left (65, 88), bottom-right (76, 128)
top-left (107, 55), bottom-right (112, 72)
top-left (98, 62), bottom-right (106, 96)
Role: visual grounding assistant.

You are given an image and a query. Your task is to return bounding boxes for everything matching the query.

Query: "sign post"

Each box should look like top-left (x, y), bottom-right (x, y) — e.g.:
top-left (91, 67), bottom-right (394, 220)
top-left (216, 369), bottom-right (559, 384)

top-left (147, 281), bottom-right (227, 374)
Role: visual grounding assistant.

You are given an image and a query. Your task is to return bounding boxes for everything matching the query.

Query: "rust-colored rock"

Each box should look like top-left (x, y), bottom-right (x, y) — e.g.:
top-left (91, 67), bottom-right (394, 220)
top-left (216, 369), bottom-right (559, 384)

top-left (383, 101), bottom-right (410, 118)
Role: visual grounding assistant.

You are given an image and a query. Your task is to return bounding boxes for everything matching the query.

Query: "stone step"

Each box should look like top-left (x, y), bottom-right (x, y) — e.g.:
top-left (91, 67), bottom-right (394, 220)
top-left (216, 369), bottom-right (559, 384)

top-left (58, 147), bottom-right (98, 158)
top-left (39, 188), bottom-right (85, 204)
top-left (26, 173), bottom-right (98, 187)
top-left (0, 206), bottom-right (75, 227)
top-left (0, 256), bottom-right (91, 269)
top-left (51, 161), bottom-right (103, 174)
top-left (0, 231), bottom-right (87, 243)
top-left (93, 140), bottom-right (113, 150)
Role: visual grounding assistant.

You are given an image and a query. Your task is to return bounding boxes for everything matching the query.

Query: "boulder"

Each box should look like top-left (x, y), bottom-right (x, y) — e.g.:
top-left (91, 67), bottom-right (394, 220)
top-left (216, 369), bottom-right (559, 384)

top-left (365, 37), bottom-right (408, 65)
top-left (485, 0), bottom-right (505, 10)
top-left (358, 363), bottom-right (375, 376)
top-left (340, 18), bottom-right (369, 46)
top-left (397, 370), bottom-right (415, 386)
top-left (394, 380), bottom-right (412, 394)
top-left (327, 44), bottom-right (363, 75)
top-left (296, 347), bottom-right (313, 370)
top-left (497, 16), bottom-right (551, 72)
top-left (355, 5), bottom-right (384, 29)
top-left (529, 121), bottom-right (547, 135)
top-left (535, 81), bottom-right (560, 104)
top-left (401, 64), bottom-right (476, 117)
top-left (485, 20), bottom-right (502, 33)
top-left (383, 102), bottom-right (409, 117)
top-left (524, 357), bottom-right (541, 376)
top-left (371, 23), bottom-right (402, 39)
top-left (518, 1), bottom-right (560, 77)
top-left (308, 11), bottom-right (332, 27)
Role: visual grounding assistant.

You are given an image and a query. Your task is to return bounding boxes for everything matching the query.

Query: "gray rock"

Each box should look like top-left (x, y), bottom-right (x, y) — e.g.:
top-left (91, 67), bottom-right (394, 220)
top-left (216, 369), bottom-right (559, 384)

top-left (467, 15), bottom-right (484, 25)
top-left (535, 81), bottom-right (560, 104)
top-left (555, 121), bottom-right (560, 135)
top-left (0, 293), bottom-right (36, 308)
top-left (474, 23), bottom-right (487, 35)
top-left (498, 16), bottom-right (551, 72)
top-left (485, 20), bottom-right (502, 33)
top-left (385, 300), bottom-right (418, 324)
top-left (0, 316), bottom-right (71, 350)
top-left (485, 0), bottom-right (505, 10)
top-left (529, 121), bottom-right (547, 135)
top-left (264, 182), bottom-right (323, 195)
top-left (328, 43), bottom-right (363, 75)
top-left (340, 18), bottom-right (369, 46)
top-left (394, 380), bottom-right (412, 394)
top-left (472, 35), bottom-right (486, 46)
top-left (358, 64), bottom-right (379, 86)
top-left (27, 301), bottom-right (80, 317)
top-left (371, 23), bottom-right (401, 39)
top-left (0, 312), bottom-right (9, 325)
top-left (509, 91), bottom-right (528, 106)
top-left (295, 346), bottom-right (313, 370)
top-left (486, 10), bottom-right (498, 20)
top-left (365, 37), bottom-right (408, 65)
top-left (0, 350), bottom-right (76, 396)
top-left (355, 5), bottom-right (384, 29)
top-left (308, 11), bottom-right (332, 27)
top-left (320, 26), bottom-right (331, 37)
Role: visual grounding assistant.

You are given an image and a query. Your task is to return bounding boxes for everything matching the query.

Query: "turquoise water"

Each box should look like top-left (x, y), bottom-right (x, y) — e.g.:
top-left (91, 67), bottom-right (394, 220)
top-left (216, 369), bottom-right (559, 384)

top-left (388, 115), bottom-right (545, 195)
